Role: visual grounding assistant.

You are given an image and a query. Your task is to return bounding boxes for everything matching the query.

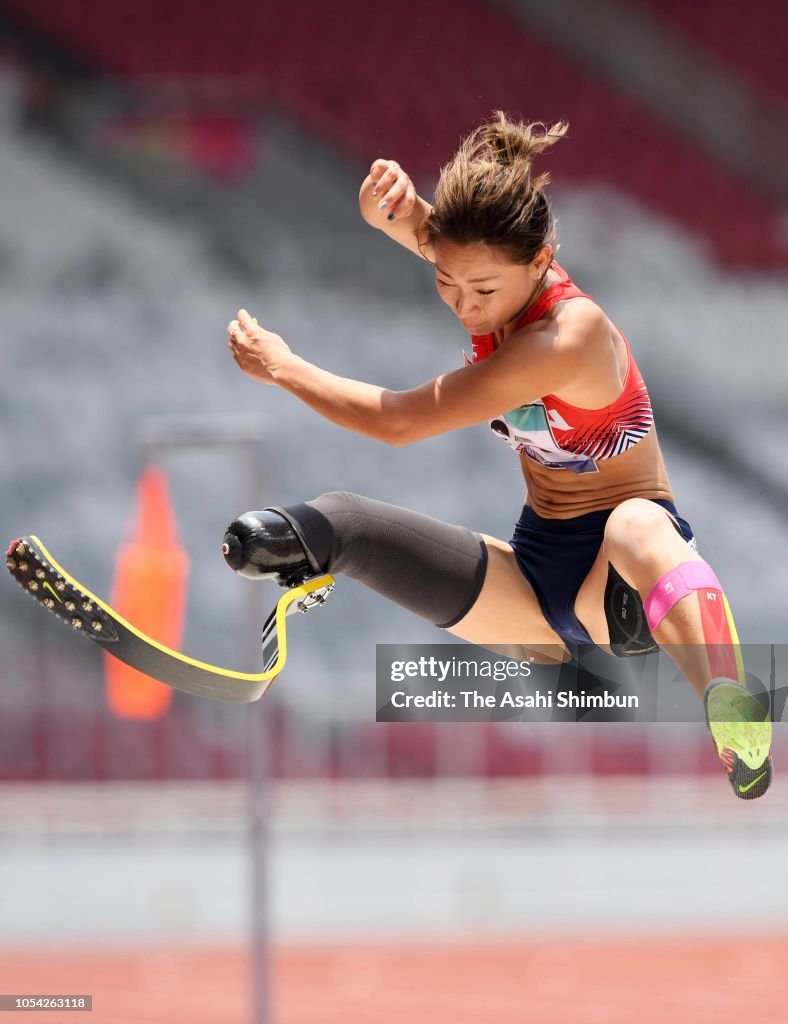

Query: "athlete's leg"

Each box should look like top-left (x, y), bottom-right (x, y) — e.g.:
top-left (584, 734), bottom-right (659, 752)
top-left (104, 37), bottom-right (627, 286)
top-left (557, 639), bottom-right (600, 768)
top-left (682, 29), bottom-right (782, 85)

top-left (446, 535), bottom-right (569, 662)
top-left (574, 498), bottom-right (771, 799)
top-left (223, 492), bottom-right (567, 662)
top-left (574, 498), bottom-right (736, 698)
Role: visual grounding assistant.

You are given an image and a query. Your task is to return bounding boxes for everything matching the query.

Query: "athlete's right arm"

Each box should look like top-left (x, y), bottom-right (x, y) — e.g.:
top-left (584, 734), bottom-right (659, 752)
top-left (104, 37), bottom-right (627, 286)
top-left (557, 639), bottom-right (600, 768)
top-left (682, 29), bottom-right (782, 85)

top-left (359, 159), bottom-right (434, 261)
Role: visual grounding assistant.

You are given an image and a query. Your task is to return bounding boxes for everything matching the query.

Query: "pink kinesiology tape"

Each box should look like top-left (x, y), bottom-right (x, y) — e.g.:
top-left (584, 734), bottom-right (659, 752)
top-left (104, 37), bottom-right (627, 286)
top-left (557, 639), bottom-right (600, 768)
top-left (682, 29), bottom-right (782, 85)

top-left (643, 561), bottom-right (722, 633)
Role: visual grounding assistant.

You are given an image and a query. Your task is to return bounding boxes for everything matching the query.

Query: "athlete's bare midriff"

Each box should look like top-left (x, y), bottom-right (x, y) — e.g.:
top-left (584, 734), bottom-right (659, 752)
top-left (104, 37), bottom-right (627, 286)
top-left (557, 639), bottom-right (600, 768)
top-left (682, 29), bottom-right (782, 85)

top-left (520, 425), bottom-right (674, 518)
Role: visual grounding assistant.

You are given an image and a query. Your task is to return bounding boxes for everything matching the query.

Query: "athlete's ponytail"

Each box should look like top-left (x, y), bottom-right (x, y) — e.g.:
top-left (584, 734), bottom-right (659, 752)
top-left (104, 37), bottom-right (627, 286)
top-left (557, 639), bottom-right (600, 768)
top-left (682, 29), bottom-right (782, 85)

top-left (424, 112), bottom-right (567, 265)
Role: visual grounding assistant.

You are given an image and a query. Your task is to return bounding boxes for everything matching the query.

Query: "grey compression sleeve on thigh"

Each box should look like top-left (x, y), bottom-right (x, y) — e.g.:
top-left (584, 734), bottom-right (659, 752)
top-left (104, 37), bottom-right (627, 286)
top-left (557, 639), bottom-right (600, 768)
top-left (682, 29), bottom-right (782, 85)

top-left (273, 492), bottom-right (488, 629)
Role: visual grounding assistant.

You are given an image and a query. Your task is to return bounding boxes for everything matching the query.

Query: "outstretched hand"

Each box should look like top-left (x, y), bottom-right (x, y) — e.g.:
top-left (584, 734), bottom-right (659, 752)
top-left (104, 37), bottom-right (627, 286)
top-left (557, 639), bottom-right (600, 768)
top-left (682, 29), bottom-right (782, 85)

top-left (227, 309), bottom-right (293, 385)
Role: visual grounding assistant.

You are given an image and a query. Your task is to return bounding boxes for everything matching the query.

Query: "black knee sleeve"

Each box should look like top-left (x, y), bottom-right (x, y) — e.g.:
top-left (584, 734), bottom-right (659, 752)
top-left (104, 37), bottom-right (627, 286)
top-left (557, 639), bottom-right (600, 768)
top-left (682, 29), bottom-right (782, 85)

top-left (275, 492), bottom-right (488, 628)
top-left (604, 563), bottom-right (658, 657)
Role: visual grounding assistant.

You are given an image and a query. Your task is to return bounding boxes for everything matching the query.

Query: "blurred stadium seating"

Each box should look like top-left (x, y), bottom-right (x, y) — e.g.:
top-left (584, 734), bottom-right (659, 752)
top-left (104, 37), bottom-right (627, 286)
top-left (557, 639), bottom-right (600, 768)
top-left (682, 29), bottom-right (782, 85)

top-left (630, 0), bottom-right (788, 109)
top-left (1, 0), bottom-right (786, 266)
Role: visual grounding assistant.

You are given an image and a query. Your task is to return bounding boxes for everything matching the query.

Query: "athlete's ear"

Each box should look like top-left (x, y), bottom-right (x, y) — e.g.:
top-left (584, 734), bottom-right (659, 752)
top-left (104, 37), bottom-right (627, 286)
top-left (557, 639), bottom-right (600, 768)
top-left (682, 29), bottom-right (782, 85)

top-left (530, 244), bottom-right (555, 277)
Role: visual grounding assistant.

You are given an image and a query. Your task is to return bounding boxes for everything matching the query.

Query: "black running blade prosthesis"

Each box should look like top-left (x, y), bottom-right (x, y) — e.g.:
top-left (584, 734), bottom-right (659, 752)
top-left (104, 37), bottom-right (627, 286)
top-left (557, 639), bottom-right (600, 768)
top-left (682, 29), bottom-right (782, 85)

top-left (6, 536), bottom-right (334, 704)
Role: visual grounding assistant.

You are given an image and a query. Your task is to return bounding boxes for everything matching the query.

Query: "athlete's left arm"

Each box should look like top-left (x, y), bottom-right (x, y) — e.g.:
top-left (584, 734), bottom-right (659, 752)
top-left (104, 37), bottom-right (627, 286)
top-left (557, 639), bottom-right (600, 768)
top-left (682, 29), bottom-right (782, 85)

top-left (227, 307), bottom-right (599, 444)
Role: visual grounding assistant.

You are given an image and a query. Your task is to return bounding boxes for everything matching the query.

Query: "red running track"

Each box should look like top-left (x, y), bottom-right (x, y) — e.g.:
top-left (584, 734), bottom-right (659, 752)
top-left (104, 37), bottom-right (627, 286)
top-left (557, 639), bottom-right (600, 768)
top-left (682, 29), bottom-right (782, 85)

top-left (3, 935), bottom-right (788, 1023)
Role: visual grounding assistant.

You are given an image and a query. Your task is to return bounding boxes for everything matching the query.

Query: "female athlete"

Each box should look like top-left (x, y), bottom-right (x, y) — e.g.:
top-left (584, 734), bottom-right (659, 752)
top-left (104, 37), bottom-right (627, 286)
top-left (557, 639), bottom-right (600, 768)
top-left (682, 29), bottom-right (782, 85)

top-left (223, 113), bottom-right (772, 800)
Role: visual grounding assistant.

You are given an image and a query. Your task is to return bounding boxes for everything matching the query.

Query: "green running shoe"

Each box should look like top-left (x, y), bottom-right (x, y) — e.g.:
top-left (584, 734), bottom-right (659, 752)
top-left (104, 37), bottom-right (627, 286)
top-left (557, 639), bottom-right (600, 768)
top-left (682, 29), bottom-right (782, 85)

top-left (704, 679), bottom-right (773, 800)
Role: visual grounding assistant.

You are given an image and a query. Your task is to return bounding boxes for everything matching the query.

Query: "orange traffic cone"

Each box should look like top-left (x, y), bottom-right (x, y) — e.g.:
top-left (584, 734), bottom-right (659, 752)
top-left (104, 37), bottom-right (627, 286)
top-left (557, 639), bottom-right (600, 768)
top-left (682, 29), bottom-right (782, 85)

top-left (105, 465), bottom-right (190, 719)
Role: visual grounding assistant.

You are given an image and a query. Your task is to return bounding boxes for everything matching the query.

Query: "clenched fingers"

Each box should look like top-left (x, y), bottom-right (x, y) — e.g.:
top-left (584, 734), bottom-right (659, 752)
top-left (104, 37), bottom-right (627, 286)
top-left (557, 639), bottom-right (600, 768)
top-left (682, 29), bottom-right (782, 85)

top-left (369, 158), bottom-right (413, 219)
top-left (387, 179), bottom-right (416, 219)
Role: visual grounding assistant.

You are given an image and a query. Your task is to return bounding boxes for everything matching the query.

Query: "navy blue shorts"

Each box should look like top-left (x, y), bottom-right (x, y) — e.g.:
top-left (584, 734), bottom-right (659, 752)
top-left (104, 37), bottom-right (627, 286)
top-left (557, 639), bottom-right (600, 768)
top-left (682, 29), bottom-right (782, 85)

top-left (510, 499), bottom-right (695, 647)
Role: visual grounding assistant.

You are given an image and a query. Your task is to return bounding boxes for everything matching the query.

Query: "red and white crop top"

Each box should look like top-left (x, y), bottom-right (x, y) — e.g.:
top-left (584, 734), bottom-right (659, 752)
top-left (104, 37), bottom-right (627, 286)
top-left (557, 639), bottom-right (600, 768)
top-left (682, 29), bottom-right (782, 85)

top-left (468, 264), bottom-right (654, 475)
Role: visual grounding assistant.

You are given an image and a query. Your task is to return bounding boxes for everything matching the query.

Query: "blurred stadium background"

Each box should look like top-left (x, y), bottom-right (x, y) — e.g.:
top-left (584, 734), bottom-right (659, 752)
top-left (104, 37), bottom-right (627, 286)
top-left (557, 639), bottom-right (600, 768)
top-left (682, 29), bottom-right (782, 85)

top-left (1, 1), bottom-right (788, 1021)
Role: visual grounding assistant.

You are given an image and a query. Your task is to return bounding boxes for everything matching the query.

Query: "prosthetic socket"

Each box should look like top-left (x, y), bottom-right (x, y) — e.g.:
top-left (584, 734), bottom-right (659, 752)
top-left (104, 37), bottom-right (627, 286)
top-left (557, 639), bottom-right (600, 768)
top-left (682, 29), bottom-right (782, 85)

top-left (222, 491), bottom-right (488, 629)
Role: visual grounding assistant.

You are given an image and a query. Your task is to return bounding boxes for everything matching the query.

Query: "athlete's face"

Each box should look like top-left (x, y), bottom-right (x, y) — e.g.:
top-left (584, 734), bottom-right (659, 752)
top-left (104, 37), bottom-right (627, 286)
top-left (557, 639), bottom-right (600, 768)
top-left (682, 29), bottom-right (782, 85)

top-left (432, 241), bottom-right (551, 335)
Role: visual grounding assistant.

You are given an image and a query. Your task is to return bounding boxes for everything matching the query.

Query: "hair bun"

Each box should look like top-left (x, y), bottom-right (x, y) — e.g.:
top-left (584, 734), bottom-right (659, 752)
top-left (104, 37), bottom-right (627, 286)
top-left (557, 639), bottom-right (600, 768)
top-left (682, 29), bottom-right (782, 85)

top-left (484, 112), bottom-right (568, 176)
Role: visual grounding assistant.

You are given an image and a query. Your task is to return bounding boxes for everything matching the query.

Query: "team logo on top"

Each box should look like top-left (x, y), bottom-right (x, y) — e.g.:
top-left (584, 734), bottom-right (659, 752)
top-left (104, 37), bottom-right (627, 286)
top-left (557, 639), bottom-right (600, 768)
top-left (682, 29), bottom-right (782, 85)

top-left (463, 338), bottom-right (654, 473)
top-left (489, 404), bottom-right (599, 474)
